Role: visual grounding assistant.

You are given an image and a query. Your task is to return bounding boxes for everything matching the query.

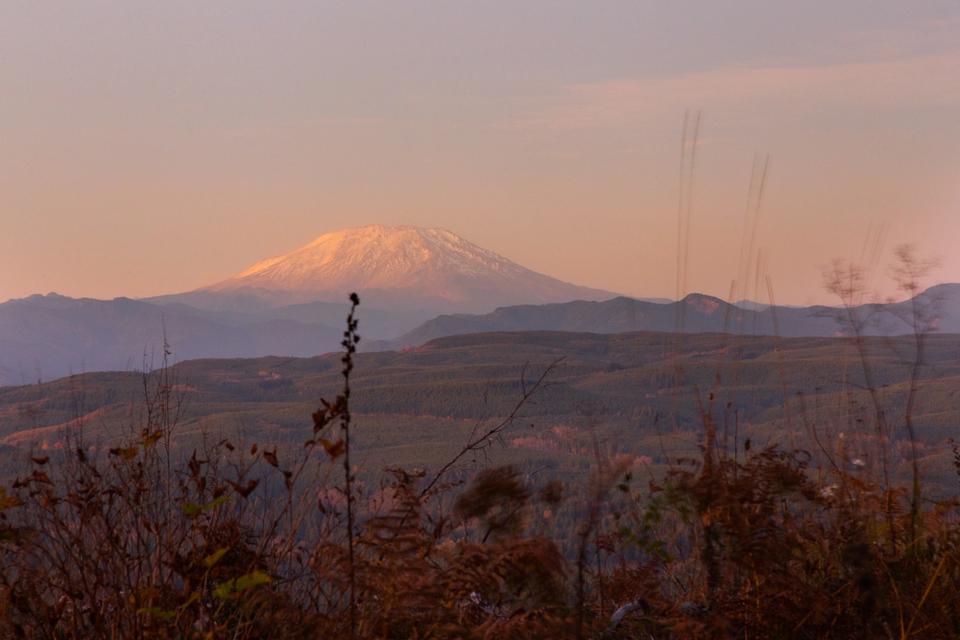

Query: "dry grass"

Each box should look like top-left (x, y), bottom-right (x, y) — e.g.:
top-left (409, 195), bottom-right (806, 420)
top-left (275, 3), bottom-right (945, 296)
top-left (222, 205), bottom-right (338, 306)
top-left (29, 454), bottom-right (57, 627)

top-left (0, 294), bottom-right (957, 639)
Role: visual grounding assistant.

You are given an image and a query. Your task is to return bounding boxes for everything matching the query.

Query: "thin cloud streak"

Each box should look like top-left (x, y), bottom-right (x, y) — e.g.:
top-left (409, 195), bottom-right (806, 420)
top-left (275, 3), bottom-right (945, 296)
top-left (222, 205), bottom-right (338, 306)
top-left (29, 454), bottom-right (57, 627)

top-left (520, 52), bottom-right (960, 131)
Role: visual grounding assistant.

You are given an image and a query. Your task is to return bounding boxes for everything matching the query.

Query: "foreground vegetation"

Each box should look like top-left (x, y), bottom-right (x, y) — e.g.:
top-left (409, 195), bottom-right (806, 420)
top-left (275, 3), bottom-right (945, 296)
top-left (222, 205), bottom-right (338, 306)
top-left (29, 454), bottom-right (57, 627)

top-left (0, 289), bottom-right (958, 638)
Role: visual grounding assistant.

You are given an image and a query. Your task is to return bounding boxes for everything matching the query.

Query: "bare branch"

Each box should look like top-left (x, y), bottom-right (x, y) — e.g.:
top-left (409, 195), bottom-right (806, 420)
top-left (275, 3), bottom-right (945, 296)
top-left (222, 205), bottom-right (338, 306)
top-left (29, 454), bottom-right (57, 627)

top-left (419, 357), bottom-right (564, 500)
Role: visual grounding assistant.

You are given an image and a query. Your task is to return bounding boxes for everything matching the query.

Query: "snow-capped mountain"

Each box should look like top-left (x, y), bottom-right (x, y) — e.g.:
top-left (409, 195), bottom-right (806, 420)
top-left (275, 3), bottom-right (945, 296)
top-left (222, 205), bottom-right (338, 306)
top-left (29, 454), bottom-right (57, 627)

top-left (0, 225), bottom-right (624, 383)
top-left (187, 225), bottom-right (617, 312)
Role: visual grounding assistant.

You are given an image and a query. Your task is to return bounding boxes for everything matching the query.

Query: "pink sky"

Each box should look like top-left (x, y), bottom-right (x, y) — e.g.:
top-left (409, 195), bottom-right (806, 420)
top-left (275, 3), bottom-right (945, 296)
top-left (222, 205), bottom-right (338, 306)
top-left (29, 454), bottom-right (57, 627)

top-left (1, 2), bottom-right (957, 306)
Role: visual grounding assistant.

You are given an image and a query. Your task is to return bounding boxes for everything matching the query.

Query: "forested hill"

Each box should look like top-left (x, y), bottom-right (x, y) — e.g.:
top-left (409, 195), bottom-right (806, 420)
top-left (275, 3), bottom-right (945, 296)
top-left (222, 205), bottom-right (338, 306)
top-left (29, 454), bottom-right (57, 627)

top-left (1, 329), bottom-right (958, 490)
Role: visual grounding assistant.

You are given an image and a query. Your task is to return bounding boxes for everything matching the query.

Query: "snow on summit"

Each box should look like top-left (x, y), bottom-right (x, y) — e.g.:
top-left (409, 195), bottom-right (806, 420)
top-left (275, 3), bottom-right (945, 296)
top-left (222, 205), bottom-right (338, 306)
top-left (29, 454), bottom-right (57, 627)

top-left (203, 225), bottom-right (615, 311)
top-left (232, 226), bottom-right (518, 287)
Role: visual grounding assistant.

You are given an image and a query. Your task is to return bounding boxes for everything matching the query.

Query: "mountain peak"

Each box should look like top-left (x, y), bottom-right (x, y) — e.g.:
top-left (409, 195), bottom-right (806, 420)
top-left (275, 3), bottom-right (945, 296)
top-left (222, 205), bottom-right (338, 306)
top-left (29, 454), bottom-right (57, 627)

top-left (201, 225), bottom-right (616, 312)
top-left (228, 225), bottom-right (521, 289)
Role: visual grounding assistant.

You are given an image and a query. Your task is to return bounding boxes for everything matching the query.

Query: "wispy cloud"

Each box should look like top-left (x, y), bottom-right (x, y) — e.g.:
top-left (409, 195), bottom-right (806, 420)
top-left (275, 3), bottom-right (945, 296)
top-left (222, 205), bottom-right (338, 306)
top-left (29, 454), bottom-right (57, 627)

top-left (518, 52), bottom-right (960, 131)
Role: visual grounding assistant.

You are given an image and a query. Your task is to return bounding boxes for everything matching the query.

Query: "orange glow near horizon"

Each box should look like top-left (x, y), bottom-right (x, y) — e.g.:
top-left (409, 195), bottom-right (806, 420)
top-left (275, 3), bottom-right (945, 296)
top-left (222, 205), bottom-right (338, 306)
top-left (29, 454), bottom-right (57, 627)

top-left (0, 2), bottom-right (957, 307)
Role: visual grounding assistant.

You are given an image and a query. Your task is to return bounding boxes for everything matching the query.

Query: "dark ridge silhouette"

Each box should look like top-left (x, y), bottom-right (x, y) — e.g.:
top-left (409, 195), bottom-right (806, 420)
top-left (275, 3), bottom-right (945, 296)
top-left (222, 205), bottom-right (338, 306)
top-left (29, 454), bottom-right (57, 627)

top-left (384, 284), bottom-right (960, 348)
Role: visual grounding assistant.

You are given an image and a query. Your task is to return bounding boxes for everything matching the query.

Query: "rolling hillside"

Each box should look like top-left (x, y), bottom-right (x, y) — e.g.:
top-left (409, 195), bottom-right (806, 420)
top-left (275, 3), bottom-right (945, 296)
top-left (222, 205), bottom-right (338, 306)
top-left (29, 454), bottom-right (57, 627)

top-left (2, 330), bottom-right (957, 491)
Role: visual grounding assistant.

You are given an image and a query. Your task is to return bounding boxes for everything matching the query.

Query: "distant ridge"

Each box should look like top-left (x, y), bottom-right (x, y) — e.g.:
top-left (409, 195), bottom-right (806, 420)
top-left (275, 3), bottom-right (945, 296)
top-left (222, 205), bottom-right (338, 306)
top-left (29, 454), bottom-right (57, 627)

top-left (378, 284), bottom-right (960, 348)
top-left (2, 285), bottom-right (959, 385)
top-left (0, 293), bottom-right (342, 386)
